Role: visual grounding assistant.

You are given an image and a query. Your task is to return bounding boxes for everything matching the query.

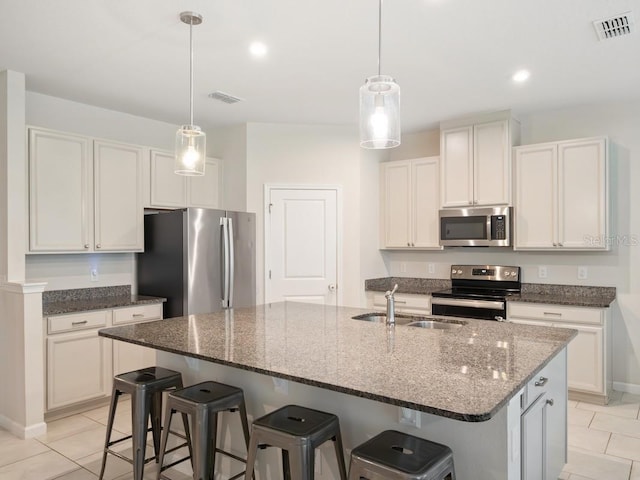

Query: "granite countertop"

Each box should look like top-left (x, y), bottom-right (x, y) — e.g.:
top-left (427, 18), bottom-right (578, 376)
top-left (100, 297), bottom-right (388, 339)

top-left (365, 277), bottom-right (616, 308)
top-left (99, 301), bottom-right (576, 422)
top-left (43, 285), bottom-right (166, 316)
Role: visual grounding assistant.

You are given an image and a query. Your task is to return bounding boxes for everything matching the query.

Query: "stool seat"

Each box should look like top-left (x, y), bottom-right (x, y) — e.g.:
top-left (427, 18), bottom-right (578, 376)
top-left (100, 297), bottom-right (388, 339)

top-left (245, 404), bottom-right (348, 480)
top-left (98, 367), bottom-right (187, 480)
top-left (157, 381), bottom-right (251, 480)
top-left (348, 430), bottom-right (455, 480)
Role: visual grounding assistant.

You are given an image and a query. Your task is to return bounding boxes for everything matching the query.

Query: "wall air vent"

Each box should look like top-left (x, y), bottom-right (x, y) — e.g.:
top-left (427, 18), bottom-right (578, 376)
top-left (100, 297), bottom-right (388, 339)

top-left (593, 12), bottom-right (634, 40)
top-left (208, 91), bottom-right (244, 104)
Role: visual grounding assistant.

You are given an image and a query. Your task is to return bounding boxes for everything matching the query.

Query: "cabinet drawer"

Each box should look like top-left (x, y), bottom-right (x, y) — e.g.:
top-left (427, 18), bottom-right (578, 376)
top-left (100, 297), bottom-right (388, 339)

top-left (372, 293), bottom-right (430, 314)
top-left (113, 303), bottom-right (163, 325)
top-left (509, 302), bottom-right (602, 325)
top-left (48, 310), bottom-right (109, 334)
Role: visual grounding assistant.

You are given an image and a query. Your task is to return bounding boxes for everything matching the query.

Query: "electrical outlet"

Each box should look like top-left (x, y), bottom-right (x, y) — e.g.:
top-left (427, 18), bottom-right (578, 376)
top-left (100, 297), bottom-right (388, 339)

top-left (428, 263), bottom-right (435, 275)
top-left (90, 268), bottom-right (99, 282)
top-left (538, 266), bottom-right (548, 279)
top-left (398, 407), bottom-right (421, 428)
top-left (272, 377), bottom-right (289, 395)
top-left (400, 262), bottom-right (407, 273)
top-left (578, 266), bottom-right (588, 280)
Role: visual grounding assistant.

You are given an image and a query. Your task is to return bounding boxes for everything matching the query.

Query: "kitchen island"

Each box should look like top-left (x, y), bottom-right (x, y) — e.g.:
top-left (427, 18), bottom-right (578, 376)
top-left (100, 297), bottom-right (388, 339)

top-left (99, 301), bottom-right (576, 480)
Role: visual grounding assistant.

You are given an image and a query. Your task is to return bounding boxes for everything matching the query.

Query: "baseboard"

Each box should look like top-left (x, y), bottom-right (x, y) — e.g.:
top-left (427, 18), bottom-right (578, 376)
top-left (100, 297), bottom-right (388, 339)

top-left (613, 381), bottom-right (640, 395)
top-left (0, 415), bottom-right (47, 439)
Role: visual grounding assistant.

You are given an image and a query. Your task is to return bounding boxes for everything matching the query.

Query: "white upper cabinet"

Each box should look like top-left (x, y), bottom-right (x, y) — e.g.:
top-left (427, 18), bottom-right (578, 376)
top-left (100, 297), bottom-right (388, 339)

top-left (440, 111), bottom-right (519, 208)
top-left (149, 149), bottom-right (222, 209)
top-left (94, 140), bottom-right (144, 251)
top-left (380, 156), bottom-right (441, 249)
top-left (28, 127), bottom-right (144, 253)
top-left (29, 129), bottom-right (91, 252)
top-left (514, 137), bottom-right (608, 250)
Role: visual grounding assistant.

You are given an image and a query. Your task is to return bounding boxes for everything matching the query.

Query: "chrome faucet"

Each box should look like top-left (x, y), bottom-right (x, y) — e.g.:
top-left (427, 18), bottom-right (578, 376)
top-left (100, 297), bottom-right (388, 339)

top-left (385, 284), bottom-right (399, 325)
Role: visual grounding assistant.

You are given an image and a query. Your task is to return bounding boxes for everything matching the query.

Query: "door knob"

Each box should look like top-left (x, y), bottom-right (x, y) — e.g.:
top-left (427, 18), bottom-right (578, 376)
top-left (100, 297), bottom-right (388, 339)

top-left (328, 284), bottom-right (337, 292)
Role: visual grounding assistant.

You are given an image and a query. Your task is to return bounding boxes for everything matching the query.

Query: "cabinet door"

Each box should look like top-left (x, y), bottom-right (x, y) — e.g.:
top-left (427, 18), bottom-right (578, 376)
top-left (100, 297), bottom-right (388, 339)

top-left (514, 144), bottom-right (557, 249)
top-left (47, 331), bottom-right (112, 410)
top-left (558, 138), bottom-right (608, 249)
top-left (188, 157), bottom-right (221, 208)
top-left (474, 120), bottom-right (510, 206)
top-left (521, 393), bottom-right (547, 480)
top-left (544, 349), bottom-right (568, 480)
top-left (94, 141), bottom-right (144, 251)
top-left (380, 161), bottom-right (411, 248)
top-left (150, 150), bottom-right (187, 208)
top-left (29, 129), bottom-right (91, 252)
top-left (113, 341), bottom-right (156, 376)
top-left (412, 157), bottom-right (440, 248)
top-left (440, 126), bottom-right (473, 207)
top-left (556, 322), bottom-right (604, 395)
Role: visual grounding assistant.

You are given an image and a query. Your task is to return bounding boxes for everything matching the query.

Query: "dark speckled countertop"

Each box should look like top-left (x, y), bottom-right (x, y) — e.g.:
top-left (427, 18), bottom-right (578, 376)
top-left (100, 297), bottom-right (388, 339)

top-left (43, 285), bottom-right (166, 316)
top-left (99, 301), bottom-right (576, 422)
top-left (365, 277), bottom-right (616, 308)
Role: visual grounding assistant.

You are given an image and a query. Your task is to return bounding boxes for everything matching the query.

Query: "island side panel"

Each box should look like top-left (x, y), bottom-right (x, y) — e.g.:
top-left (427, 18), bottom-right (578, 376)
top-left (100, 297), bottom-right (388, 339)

top-left (157, 350), bottom-right (518, 480)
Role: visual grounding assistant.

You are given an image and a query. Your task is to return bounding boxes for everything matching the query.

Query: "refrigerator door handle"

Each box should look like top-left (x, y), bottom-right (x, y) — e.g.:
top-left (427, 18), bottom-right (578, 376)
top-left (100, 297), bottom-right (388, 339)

top-left (228, 217), bottom-right (235, 308)
top-left (221, 217), bottom-right (230, 308)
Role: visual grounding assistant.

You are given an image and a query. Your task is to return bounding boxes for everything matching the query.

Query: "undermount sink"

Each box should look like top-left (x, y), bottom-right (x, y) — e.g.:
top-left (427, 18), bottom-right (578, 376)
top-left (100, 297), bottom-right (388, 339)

top-left (351, 313), bottom-right (466, 329)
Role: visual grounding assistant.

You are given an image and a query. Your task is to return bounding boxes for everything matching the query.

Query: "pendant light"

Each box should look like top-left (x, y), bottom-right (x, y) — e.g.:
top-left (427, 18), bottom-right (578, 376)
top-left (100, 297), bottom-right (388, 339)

top-left (359, 0), bottom-right (400, 149)
top-left (175, 11), bottom-right (206, 176)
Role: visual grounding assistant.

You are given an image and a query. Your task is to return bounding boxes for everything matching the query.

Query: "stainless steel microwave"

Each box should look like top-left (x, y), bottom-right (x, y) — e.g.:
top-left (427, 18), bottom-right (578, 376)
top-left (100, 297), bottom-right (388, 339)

top-left (439, 206), bottom-right (512, 247)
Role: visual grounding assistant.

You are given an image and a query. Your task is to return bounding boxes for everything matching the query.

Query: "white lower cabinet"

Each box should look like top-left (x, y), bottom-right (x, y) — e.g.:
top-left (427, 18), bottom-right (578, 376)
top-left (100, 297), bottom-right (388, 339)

top-left (367, 292), bottom-right (431, 315)
top-left (509, 302), bottom-right (610, 404)
top-left (45, 303), bottom-right (162, 413)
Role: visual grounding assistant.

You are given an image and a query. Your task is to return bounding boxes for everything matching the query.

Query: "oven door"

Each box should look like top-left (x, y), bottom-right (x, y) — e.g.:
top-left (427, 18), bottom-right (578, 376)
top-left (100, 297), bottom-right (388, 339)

top-left (431, 297), bottom-right (506, 321)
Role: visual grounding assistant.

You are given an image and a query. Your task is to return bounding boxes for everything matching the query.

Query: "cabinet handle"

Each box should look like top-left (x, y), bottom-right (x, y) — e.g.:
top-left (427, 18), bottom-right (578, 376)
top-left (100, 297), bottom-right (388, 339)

top-left (71, 320), bottom-right (88, 326)
top-left (96, 244), bottom-right (101, 249)
top-left (558, 242), bottom-right (563, 246)
top-left (535, 377), bottom-right (548, 387)
top-left (132, 314), bottom-right (145, 317)
top-left (543, 311), bottom-right (562, 317)
top-left (395, 300), bottom-right (407, 304)
top-left (546, 398), bottom-right (554, 406)
top-left (84, 244), bottom-right (89, 249)
top-left (407, 242), bottom-right (411, 247)
top-left (411, 242), bottom-right (415, 247)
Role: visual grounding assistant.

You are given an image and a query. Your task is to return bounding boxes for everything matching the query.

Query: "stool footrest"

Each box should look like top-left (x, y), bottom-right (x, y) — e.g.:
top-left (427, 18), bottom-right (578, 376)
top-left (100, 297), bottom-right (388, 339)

top-left (159, 455), bottom-right (192, 472)
top-left (215, 447), bottom-right (248, 464)
top-left (104, 448), bottom-right (156, 466)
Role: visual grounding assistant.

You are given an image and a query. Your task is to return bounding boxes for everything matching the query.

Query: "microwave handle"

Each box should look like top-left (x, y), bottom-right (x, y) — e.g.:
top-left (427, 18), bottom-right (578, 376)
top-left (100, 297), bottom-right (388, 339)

top-left (486, 215), bottom-right (492, 241)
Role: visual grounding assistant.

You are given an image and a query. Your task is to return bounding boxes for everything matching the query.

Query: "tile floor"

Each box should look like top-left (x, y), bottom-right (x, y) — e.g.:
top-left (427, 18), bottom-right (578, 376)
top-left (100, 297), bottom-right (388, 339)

top-left (3, 392), bottom-right (640, 479)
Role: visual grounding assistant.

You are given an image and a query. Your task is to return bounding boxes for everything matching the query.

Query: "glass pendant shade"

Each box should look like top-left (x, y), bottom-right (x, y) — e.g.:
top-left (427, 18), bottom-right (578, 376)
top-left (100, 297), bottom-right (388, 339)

top-left (175, 125), bottom-right (206, 176)
top-left (360, 75), bottom-right (400, 149)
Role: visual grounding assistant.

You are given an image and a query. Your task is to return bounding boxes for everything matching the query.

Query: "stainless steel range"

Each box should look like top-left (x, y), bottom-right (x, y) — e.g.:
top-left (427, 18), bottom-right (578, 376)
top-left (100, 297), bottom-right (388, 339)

top-left (431, 265), bottom-right (521, 321)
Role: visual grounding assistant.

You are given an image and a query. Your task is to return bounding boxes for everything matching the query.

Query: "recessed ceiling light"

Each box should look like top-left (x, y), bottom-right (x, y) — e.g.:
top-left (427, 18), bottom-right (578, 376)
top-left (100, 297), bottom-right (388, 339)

top-left (249, 42), bottom-right (268, 58)
top-left (512, 69), bottom-right (531, 83)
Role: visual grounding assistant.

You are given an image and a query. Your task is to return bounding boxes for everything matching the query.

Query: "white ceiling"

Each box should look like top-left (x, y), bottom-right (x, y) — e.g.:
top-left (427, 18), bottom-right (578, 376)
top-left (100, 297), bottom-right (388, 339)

top-left (1, 0), bottom-right (639, 134)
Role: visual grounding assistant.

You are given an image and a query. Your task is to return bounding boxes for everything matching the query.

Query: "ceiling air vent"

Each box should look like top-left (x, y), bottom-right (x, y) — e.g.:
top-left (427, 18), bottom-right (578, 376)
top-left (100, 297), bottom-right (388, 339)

top-left (593, 12), bottom-right (634, 40)
top-left (208, 91), bottom-right (244, 104)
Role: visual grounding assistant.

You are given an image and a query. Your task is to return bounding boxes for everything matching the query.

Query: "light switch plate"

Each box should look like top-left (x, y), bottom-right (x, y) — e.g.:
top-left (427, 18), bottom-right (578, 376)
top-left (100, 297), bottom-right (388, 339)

top-left (398, 407), bottom-right (421, 428)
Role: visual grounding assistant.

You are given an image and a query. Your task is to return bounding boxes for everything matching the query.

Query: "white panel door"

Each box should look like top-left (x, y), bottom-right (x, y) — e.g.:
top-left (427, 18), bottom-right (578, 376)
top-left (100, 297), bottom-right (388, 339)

top-left (558, 138), bottom-right (607, 249)
top-left (514, 144), bottom-right (557, 249)
top-left (474, 120), bottom-right (510, 206)
top-left (267, 188), bottom-right (338, 305)
top-left (440, 126), bottom-right (473, 207)
top-left (412, 157), bottom-right (440, 248)
top-left (188, 157), bottom-right (221, 208)
top-left (29, 128), bottom-right (91, 252)
top-left (94, 140), bottom-right (143, 251)
top-left (381, 161), bottom-right (411, 248)
top-left (150, 150), bottom-right (187, 208)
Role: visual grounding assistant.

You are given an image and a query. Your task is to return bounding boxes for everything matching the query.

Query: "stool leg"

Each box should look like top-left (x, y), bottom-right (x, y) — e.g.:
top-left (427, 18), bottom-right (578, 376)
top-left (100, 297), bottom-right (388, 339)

top-left (282, 449), bottom-right (291, 480)
top-left (181, 412), bottom-right (194, 467)
top-left (131, 389), bottom-right (151, 480)
top-left (207, 411), bottom-right (218, 480)
top-left (156, 406), bottom-right (174, 480)
top-left (332, 432), bottom-right (348, 480)
top-left (98, 387), bottom-right (120, 480)
top-left (288, 445), bottom-right (314, 480)
top-left (192, 409), bottom-right (211, 480)
top-left (150, 391), bottom-right (163, 460)
top-left (244, 431), bottom-right (260, 480)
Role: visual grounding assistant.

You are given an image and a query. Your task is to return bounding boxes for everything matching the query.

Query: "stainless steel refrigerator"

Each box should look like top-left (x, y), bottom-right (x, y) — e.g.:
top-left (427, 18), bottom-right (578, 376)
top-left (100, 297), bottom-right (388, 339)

top-left (137, 208), bottom-right (256, 318)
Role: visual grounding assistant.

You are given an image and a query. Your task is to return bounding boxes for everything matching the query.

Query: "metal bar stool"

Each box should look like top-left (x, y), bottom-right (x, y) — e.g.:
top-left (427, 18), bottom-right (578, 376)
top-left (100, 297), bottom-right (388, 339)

top-left (348, 430), bottom-right (456, 480)
top-left (157, 380), bottom-right (252, 480)
top-left (98, 366), bottom-right (191, 480)
top-left (244, 404), bottom-right (348, 480)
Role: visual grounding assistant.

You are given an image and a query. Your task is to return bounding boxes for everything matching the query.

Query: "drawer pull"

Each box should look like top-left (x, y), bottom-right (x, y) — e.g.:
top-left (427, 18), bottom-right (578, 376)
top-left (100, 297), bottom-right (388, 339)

top-left (543, 312), bottom-right (562, 317)
top-left (71, 320), bottom-right (88, 326)
top-left (546, 398), bottom-right (554, 406)
top-left (535, 377), bottom-right (548, 387)
top-left (132, 314), bottom-right (145, 317)
top-left (394, 300), bottom-right (407, 304)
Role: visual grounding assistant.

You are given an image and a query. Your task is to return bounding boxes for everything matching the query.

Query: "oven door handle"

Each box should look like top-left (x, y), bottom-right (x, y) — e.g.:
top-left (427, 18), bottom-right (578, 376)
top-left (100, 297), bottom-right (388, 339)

top-left (431, 297), bottom-right (505, 310)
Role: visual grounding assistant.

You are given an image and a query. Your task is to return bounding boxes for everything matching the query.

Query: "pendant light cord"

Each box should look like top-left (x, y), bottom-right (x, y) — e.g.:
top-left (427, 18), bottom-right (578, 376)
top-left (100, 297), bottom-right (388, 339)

top-left (189, 17), bottom-right (194, 126)
top-left (377, 0), bottom-right (382, 76)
